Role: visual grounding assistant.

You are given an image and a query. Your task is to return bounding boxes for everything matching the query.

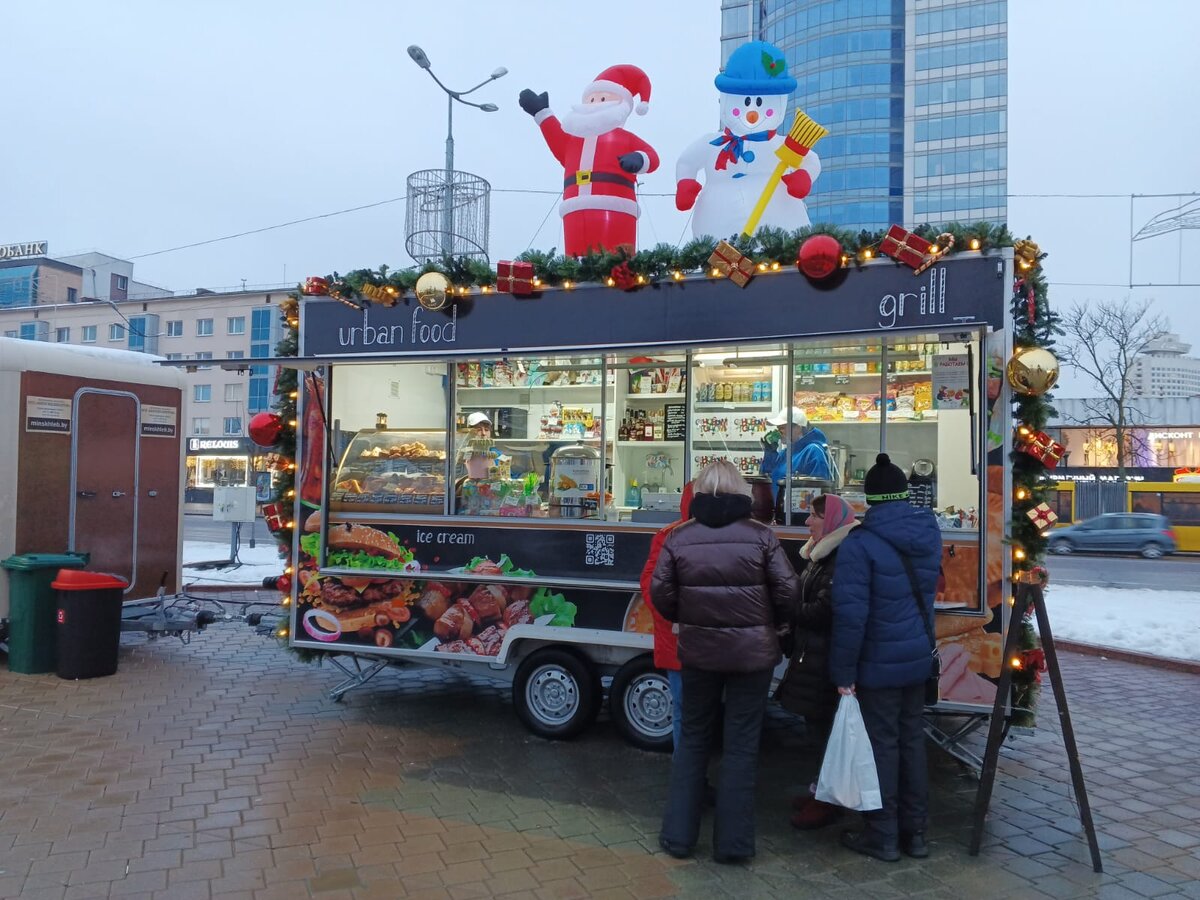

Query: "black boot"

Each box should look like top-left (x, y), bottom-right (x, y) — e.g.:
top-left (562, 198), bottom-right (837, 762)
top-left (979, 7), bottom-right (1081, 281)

top-left (901, 832), bottom-right (929, 858)
top-left (840, 830), bottom-right (900, 862)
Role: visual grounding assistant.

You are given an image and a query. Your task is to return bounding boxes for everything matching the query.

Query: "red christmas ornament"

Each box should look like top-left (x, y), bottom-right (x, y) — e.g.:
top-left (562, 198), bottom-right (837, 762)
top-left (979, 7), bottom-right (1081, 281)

top-left (797, 235), bottom-right (842, 280)
top-left (609, 262), bottom-right (639, 291)
top-left (248, 412), bottom-right (284, 448)
top-left (276, 573), bottom-right (292, 595)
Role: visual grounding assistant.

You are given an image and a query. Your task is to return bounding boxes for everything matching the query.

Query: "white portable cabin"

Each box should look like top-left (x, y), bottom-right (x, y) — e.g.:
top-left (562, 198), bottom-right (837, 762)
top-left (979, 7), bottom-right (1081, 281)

top-left (0, 338), bottom-right (186, 617)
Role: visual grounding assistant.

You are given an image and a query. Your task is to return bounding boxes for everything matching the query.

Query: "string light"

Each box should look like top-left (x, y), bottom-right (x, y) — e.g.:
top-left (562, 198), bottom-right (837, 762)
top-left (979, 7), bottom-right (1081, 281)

top-left (562, 280), bottom-right (573, 290)
top-left (277, 627), bottom-right (289, 638)
top-left (840, 254), bottom-right (851, 266)
top-left (1008, 595), bottom-right (1016, 606)
top-left (757, 262), bottom-right (768, 272)
top-left (1016, 488), bottom-right (1029, 500)
top-left (671, 270), bottom-right (683, 280)
top-left (710, 267), bottom-right (722, 278)
top-left (969, 238), bottom-right (981, 250)
top-left (636, 274), bottom-right (646, 285)
top-left (281, 596), bottom-right (291, 607)
top-left (532, 277), bottom-right (542, 287)
top-left (769, 261), bottom-right (781, 271)
top-left (606, 277), bottom-right (616, 287)
top-left (1010, 656), bottom-right (1023, 669)
top-left (860, 248), bottom-right (873, 260)
top-left (1014, 548), bottom-right (1026, 561)
top-left (480, 285), bottom-right (491, 293)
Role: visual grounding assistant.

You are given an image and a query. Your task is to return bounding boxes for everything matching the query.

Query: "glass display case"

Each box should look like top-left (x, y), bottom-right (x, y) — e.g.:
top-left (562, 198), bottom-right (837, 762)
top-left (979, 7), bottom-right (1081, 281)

top-left (330, 429), bottom-right (447, 514)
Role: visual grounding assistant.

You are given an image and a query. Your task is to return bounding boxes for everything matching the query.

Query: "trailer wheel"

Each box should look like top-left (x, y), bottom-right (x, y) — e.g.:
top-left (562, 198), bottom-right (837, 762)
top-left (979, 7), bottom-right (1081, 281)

top-left (513, 649), bottom-right (600, 740)
top-left (610, 656), bottom-right (674, 753)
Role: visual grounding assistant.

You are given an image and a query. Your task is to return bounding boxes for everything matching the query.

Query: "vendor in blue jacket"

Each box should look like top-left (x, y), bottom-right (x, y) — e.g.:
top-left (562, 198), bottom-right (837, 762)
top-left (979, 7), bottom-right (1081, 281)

top-left (829, 453), bottom-right (942, 863)
top-left (759, 406), bottom-right (833, 483)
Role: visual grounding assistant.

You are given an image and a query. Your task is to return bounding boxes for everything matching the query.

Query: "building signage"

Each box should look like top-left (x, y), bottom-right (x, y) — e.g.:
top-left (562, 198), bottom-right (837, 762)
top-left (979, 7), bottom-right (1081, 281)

top-left (301, 257), bottom-right (1007, 359)
top-left (141, 404), bottom-right (178, 438)
top-left (25, 395), bottom-right (71, 433)
top-left (187, 437), bottom-right (251, 453)
top-left (0, 241), bottom-right (48, 260)
top-left (1148, 431), bottom-right (1194, 441)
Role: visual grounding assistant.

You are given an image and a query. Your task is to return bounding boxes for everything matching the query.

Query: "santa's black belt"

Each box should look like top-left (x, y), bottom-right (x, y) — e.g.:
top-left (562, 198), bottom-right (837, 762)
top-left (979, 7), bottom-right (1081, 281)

top-left (565, 170), bottom-right (636, 188)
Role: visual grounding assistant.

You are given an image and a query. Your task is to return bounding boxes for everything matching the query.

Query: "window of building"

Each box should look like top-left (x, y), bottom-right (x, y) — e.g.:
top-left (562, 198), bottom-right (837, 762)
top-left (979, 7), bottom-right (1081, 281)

top-left (224, 383), bottom-right (242, 403)
top-left (115, 275), bottom-right (129, 291)
top-left (197, 318), bottom-right (214, 336)
top-left (56, 327), bottom-right (70, 343)
top-left (223, 417), bottom-right (243, 436)
top-left (20, 321), bottom-right (49, 341)
top-left (194, 384), bottom-right (212, 403)
top-left (250, 342), bottom-right (269, 376)
top-left (109, 323), bottom-right (125, 341)
top-left (195, 351), bottom-right (214, 370)
top-left (2, 330), bottom-right (15, 338)
top-left (165, 353), bottom-right (183, 361)
top-left (227, 350), bottom-right (245, 359)
top-left (166, 320), bottom-right (183, 337)
top-left (192, 417), bottom-right (211, 436)
top-left (227, 316), bottom-right (246, 335)
top-left (248, 378), bottom-right (269, 413)
top-left (0, 266), bottom-right (37, 308)
top-left (67, 287), bottom-right (78, 303)
top-left (81, 325), bottom-right (97, 343)
top-left (251, 307), bottom-right (272, 342)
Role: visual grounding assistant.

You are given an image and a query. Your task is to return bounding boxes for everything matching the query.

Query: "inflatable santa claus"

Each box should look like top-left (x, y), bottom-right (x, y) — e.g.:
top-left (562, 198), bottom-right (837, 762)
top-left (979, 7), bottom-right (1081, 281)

top-left (519, 65), bottom-right (659, 256)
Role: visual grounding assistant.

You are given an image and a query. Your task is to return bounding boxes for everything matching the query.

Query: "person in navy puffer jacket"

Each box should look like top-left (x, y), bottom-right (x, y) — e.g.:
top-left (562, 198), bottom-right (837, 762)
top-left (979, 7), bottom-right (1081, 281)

top-left (829, 453), bottom-right (942, 863)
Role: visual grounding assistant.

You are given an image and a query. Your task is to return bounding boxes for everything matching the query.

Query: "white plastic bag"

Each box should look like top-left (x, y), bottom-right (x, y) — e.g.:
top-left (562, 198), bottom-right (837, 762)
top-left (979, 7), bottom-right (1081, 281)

top-left (814, 694), bottom-right (883, 811)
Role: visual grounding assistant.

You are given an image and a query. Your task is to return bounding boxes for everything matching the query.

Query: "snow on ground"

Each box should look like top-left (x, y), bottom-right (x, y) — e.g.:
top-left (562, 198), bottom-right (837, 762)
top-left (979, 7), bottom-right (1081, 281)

top-left (182, 540), bottom-right (286, 588)
top-left (181, 539), bottom-right (1200, 661)
top-left (1046, 584), bottom-right (1200, 661)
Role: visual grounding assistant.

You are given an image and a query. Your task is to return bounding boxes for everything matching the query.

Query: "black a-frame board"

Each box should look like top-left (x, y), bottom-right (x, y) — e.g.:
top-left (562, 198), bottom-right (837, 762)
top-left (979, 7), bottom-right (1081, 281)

top-left (968, 582), bottom-right (1103, 871)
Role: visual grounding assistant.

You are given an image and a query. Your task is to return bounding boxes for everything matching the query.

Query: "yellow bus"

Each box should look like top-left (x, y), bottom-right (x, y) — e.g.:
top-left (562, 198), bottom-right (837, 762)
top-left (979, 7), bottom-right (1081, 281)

top-left (1128, 481), bottom-right (1200, 552)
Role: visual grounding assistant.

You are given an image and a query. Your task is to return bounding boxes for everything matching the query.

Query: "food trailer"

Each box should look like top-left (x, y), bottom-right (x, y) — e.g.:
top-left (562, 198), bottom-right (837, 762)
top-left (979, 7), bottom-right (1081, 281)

top-left (284, 253), bottom-right (1014, 750)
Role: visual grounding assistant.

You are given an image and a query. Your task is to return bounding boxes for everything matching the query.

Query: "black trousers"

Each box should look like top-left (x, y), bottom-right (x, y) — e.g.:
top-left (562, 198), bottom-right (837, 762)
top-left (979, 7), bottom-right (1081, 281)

top-left (660, 666), bottom-right (773, 857)
top-left (856, 683), bottom-right (929, 843)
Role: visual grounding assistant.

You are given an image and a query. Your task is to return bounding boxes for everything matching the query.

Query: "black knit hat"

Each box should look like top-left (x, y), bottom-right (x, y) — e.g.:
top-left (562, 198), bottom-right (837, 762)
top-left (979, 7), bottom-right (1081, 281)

top-left (864, 453), bottom-right (909, 504)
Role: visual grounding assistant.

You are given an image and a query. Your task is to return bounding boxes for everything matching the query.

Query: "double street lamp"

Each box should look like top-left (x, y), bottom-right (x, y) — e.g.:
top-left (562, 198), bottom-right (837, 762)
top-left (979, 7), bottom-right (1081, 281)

top-left (407, 45), bottom-right (507, 260)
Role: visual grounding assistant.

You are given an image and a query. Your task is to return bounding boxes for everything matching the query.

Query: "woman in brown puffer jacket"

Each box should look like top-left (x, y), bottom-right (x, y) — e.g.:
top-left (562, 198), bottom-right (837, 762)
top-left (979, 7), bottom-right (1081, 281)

top-left (651, 460), bottom-right (799, 864)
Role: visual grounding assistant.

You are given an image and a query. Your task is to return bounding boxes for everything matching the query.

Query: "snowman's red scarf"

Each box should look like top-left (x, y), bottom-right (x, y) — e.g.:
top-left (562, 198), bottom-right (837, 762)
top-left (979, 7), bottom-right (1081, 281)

top-left (711, 127), bottom-right (777, 170)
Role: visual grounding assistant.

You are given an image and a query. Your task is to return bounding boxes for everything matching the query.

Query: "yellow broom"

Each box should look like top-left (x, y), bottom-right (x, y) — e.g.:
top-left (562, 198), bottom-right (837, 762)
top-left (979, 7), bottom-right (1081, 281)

top-left (740, 110), bottom-right (829, 238)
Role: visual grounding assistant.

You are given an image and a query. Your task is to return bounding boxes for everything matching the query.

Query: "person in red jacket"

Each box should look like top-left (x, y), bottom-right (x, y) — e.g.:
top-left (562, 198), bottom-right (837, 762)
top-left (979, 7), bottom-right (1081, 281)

top-left (519, 64), bottom-right (659, 256)
top-left (639, 482), bottom-right (694, 751)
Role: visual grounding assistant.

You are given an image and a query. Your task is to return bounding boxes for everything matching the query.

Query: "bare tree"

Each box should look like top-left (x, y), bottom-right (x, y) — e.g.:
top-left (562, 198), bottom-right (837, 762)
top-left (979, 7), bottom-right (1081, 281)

top-left (1060, 298), bottom-right (1165, 477)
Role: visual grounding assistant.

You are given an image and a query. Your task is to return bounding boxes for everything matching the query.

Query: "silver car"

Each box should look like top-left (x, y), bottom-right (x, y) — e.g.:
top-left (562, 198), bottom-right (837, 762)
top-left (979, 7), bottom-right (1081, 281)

top-left (1048, 513), bottom-right (1177, 559)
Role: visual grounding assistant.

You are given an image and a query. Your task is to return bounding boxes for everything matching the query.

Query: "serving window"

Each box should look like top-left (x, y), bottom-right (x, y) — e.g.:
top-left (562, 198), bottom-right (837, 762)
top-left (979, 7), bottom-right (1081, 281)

top-left (328, 363), bottom-right (448, 514)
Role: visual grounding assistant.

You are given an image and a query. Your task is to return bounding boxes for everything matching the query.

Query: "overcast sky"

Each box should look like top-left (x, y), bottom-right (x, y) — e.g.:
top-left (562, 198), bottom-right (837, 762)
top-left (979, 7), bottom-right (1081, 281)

top-left (5, 1), bottom-right (1199, 396)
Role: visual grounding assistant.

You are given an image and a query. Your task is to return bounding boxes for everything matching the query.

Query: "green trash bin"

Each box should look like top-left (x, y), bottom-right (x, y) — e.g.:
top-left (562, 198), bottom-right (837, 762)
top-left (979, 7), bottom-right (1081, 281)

top-left (2, 553), bottom-right (89, 674)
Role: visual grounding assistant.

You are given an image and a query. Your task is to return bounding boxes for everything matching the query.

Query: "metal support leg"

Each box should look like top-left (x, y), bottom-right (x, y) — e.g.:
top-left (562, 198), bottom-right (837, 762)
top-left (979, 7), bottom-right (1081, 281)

top-left (327, 654), bottom-right (392, 702)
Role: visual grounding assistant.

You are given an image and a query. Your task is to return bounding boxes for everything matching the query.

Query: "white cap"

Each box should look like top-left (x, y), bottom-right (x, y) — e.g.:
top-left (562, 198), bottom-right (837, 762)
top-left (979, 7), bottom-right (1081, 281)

top-left (466, 411), bottom-right (491, 427)
top-left (766, 406), bottom-right (808, 427)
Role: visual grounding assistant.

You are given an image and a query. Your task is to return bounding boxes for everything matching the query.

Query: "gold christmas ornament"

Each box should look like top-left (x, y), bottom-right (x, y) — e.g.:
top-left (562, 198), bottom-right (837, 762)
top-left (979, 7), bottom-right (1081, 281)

top-left (1013, 238), bottom-right (1040, 269)
top-left (415, 272), bottom-right (450, 310)
top-left (1006, 346), bottom-right (1060, 396)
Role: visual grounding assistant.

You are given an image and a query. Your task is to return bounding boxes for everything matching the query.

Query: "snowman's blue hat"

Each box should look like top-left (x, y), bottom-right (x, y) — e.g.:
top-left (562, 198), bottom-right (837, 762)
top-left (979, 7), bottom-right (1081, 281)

top-left (715, 41), bottom-right (796, 95)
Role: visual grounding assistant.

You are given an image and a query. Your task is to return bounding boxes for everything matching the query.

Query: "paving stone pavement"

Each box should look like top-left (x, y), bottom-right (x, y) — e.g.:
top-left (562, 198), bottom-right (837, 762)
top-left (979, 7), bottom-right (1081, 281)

top-left (0, 590), bottom-right (1197, 900)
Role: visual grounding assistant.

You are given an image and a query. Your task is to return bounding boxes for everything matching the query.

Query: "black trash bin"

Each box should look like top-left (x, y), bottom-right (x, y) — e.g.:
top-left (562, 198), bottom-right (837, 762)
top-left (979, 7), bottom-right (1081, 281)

top-left (52, 569), bottom-right (128, 680)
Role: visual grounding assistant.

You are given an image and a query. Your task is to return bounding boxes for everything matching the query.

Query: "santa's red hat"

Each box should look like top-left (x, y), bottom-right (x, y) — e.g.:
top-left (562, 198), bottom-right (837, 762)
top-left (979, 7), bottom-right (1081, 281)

top-left (586, 64), bottom-right (651, 115)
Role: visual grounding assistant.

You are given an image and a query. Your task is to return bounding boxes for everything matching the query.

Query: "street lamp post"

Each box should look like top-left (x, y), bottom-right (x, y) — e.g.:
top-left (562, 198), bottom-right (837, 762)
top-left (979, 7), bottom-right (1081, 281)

top-left (407, 45), bottom-right (506, 261)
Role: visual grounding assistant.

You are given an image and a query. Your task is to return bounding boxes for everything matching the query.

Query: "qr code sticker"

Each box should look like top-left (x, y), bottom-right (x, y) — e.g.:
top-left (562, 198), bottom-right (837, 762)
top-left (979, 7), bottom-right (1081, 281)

top-left (585, 533), bottom-right (615, 566)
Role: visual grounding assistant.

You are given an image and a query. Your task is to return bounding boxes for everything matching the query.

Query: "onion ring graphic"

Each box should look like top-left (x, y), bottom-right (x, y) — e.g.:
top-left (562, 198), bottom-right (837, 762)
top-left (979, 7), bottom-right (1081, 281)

top-left (302, 608), bottom-right (342, 642)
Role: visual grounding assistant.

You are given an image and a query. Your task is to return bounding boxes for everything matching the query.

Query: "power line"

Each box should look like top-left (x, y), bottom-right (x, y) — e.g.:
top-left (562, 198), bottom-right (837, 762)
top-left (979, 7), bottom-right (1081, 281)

top-left (118, 187), bottom-right (1200, 263)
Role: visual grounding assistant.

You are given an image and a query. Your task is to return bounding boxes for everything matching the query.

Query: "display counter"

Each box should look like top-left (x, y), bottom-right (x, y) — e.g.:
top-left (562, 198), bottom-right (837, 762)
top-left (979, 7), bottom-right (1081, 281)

top-left (330, 429), bottom-right (446, 514)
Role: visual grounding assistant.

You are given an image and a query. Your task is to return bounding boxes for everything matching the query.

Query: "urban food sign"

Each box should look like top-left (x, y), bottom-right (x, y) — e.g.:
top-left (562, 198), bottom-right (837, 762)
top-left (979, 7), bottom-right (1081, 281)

top-left (0, 241), bottom-right (48, 260)
top-left (302, 257), bottom-right (1007, 359)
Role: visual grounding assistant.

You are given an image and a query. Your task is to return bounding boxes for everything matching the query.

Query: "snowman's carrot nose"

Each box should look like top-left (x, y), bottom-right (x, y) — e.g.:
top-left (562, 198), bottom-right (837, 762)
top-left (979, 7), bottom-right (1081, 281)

top-left (746, 110), bottom-right (760, 125)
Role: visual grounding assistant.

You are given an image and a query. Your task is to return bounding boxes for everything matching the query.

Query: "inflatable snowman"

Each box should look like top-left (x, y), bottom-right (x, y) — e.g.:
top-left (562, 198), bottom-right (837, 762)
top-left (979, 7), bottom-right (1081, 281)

top-left (675, 41), bottom-right (821, 240)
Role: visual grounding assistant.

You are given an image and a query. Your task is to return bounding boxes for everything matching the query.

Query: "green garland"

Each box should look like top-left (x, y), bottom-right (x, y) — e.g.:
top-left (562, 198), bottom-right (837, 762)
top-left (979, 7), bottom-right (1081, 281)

top-left (1007, 241), bottom-right (1061, 726)
top-left (306, 221), bottom-right (1013, 302)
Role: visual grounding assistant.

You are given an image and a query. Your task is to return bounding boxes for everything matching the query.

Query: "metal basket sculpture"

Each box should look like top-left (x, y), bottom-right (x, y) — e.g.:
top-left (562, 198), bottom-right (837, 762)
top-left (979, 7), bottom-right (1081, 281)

top-left (405, 169), bottom-right (491, 264)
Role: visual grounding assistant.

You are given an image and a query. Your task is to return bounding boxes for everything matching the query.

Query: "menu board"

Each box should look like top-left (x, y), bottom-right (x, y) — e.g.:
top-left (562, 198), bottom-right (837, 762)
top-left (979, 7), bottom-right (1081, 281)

top-left (664, 403), bottom-right (687, 442)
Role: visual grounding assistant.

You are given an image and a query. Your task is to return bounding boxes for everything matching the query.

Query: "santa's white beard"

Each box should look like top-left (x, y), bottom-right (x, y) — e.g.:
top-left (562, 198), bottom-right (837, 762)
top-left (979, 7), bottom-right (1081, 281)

top-left (561, 100), bottom-right (632, 137)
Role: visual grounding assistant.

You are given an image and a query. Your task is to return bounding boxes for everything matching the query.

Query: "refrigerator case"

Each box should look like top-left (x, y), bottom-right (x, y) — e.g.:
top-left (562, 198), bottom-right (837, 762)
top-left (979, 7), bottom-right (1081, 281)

top-left (330, 429), bottom-right (447, 514)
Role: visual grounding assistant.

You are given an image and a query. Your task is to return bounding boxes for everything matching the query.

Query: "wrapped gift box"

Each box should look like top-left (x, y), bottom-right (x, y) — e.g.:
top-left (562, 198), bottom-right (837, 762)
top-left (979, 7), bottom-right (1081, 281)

top-left (880, 225), bottom-right (932, 270)
top-left (1025, 502), bottom-right (1059, 530)
top-left (496, 260), bottom-right (534, 296)
top-left (708, 240), bottom-right (755, 288)
top-left (1016, 430), bottom-right (1066, 468)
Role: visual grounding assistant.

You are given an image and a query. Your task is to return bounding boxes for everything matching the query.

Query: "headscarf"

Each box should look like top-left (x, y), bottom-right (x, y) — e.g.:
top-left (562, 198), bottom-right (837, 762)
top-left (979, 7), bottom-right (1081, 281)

top-left (811, 493), bottom-right (857, 543)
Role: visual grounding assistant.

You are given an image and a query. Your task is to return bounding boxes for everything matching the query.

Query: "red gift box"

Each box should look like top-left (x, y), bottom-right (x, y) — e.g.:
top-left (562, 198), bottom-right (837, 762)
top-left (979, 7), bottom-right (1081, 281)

top-left (496, 260), bottom-right (534, 296)
top-left (1017, 430), bottom-right (1066, 468)
top-left (301, 276), bottom-right (329, 296)
top-left (879, 225), bottom-right (932, 270)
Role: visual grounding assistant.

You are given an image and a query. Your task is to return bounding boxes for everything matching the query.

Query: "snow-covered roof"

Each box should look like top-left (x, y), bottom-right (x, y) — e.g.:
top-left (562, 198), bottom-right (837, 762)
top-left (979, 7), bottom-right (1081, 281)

top-left (0, 337), bottom-right (186, 388)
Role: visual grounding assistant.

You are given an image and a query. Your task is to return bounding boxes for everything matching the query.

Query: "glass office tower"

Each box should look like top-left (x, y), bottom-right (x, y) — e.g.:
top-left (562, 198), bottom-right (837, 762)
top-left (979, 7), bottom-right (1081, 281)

top-left (721, 0), bottom-right (1007, 231)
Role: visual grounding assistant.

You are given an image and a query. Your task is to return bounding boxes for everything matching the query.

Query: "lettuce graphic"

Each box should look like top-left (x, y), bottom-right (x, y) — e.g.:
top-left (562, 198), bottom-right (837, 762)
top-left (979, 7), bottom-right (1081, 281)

top-left (530, 588), bottom-right (577, 627)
